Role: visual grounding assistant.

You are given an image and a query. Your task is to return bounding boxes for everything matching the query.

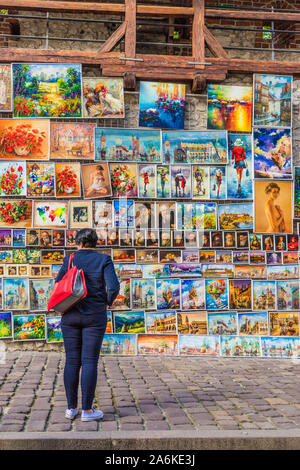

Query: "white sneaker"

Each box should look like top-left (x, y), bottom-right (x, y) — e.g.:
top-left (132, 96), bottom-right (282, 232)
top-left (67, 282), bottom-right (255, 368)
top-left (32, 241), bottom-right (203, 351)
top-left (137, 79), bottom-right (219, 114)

top-left (65, 408), bottom-right (79, 420)
top-left (81, 408), bottom-right (104, 422)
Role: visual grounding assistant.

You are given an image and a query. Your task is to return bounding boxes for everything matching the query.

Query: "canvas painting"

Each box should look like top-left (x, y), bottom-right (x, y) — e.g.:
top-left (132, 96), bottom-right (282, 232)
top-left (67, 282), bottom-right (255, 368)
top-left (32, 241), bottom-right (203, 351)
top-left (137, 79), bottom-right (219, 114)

top-left (101, 334), bottom-right (137, 356)
top-left (110, 163), bottom-right (138, 198)
top-left (105, 311), bottom-right (113, 334)
top-left (33, 201), bottom-right (68, 228)
top-left (252, 280), bottom-right (276, 311)
top-left (180, 279), bottom-right (205, 311)
top-left (113, 200), bottom-right (134, 228)
top-left (3, 277), bottom-right (29, 310)
top-left (254, 180), bottom-right (293, 234)
top-left (131, 279), bottom-right (156, 310)
top-left (157, 202), bottom-right (176, 230)
top-left (82, 77), bottom-right (124, 118)
top-left (0, 119), bottom-right (49, 160)
top-left (50, 122), bottom-right (95, 160)
top-left (234, 265), bottom-right (267, 279)
top-left (294, 167), bottom-right (300, 218)
top-left (110, 278), bottom-right (131, 311)
top-left (207, 312), bottom-right (237, 335)
top-left (113, 249), bottom-right (135, 263)
top-left (81, 163), bottom-right (111, 199)
top-left (229, 279), bottom-right (252, 310)
top-left (0, 161), bottom-right (26, 196)
top-left (170, 165), bottom-right (191, 198)
top-left (261, 337), bottom-right (300, 358)
top-left (12, 248), bottom-right (27, 264)
top-left (156, 165), bottom-right (170, 198)
top-left (27, 249), bottom-right (41, 264)
top-left (41, 250), bottom-right (64, 264)
top-left (135, 202), bottom-right (156, 230)
top-left (162, 130), bottom-right (228, 164)
top-left (238, 312), bottom-right (268, 336)
top-left (138, 164), bottom-right (156, 198)
top-left (95, 128), bottom-right (161, 163)
top-left (267, 264), bottom-right (298, 280)
top-left (227, 134), bottom-right (253, 199)
top-left (0, 230), bottom-right (11, 247)
top-left (270, 312), bottom-right (299, 336)
top-left (93, 201), bottom-right (113, 228)
top-left (69, 201), bottom-right (92, 229)
top-left (0, 250), bottom-right (12, 264)
top-left (209, 166), bottom-right (226, 200)
top-left (254, 128), bottom-right (292, 179)
top-left (46, 316), bottom-right (63, 343)
top-left (207, 85), bottom-right (252, 132)
top-left (277, 281), bottom-right (299, 310)
top-left (218, 203), bottom-right (253, 230)
top-left (30, 278), bottom-right (54, 311)
top-left (29, 264), bottom-right (52, 278)
top-left (179, 335), bottom-right (220, 356)
top-left (13, 313), bottom-right (45, 341)
top-left (139, 81), bottom-right (186, 129)
top-left (55, 163), bottom-right (81, 198)
top-left (0, 200), bottom-right (32, 228)
top-left (12, 63), bottom-right (82, 118)
top-left (254, 74), bottom-right (292, 127)
top-left (27, 162), bottom-right (55, 197)
top-left (156, 279), bottom-right (180, 310)
top-left (249, 234), bottom-right (262, 251)
top-left (146, 311), bottom-right (177, 334)
top-left (192, 166), bottom-right (209, 199)
top-left (113, 310), bottom-right (145, 334)
top-left (0, 65), bottom-right (12, 111)
top-left (27, 229), bottom-right (39, 246)
top-left (221, 336), bottom-right (260, 357)
top-left (138, 334), bottom-right (178, 356)
top-left (177, 311), bottom-right (207, 335)
top-left (205, 279), bottom-right (229, 310)
top-left (115, 264), bottom-right (143, 279)
top-left (0, 312), bottom-right (12, 338)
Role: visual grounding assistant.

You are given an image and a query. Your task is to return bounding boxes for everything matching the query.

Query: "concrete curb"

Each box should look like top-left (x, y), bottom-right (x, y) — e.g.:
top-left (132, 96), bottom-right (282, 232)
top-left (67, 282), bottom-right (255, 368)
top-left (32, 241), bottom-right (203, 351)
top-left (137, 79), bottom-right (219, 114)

top-left (1, 430), bottom-right (300, 450)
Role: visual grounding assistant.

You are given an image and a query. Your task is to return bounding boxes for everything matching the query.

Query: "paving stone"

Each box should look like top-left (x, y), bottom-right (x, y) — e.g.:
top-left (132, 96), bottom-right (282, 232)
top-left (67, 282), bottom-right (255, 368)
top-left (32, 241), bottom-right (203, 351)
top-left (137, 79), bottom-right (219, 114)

top-left (47, 423), bottom-right (72, 432)
top-left (120, 423), bottom-right (144, 430)
top-left (26, 421), bottom-right (47, 432)
top-left (101, 421), bottom-right (118, 431)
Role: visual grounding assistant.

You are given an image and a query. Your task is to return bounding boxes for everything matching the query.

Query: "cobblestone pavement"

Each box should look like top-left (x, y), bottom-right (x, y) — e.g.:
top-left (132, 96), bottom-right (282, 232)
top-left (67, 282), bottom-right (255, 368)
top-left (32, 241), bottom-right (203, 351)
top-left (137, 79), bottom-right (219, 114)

top-left (1, 352), bottom-right (300, 432)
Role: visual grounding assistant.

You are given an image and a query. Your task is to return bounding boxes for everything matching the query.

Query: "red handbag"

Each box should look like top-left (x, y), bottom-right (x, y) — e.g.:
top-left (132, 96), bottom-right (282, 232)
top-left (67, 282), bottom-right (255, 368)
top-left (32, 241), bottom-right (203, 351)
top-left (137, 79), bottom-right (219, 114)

top-left (47, 254), bottom-right (87, 314)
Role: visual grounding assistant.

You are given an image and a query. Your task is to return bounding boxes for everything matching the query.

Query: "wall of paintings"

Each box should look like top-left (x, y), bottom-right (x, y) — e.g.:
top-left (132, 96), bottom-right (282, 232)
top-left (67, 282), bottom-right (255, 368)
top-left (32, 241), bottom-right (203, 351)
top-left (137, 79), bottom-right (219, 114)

top-left (0, 64), bottom-right (299, 358)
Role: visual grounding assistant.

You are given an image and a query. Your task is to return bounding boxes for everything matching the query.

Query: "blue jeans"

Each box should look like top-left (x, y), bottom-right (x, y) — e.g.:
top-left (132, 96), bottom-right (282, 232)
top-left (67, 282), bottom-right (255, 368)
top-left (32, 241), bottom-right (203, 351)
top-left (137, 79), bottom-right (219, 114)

top-left (61, 310), bottom-right (107, 410)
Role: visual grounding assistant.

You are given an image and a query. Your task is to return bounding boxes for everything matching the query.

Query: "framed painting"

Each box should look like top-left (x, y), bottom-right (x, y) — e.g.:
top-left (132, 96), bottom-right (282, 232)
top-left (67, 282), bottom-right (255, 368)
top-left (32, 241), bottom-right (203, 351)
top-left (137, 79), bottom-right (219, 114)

top-left (177, 311), bottom-right (207, 334)
top-left (234, 265), bottom-right (267, 279)
top-left (192, 165), bottom-right (209, 199)
top-left (113, 310), bottom-right (145, 334)
top-left (131, 279), bottom-right (156, 310)
top-left (270, 312), bottom-right (299, 336)
top-left (0, 64), bottom-right (12, 111)
top-left (179, 335), bottom-right (220, 356)
top-left (82, 77), bottom-right (124, 118)
top-left (139, 81), bottom-right (186, 129)
top-left (29, 264), bottom-right (52, 278)
top-left (113, 200), bottom-right (134, 228)
top-left (138, 164), bottom-right (156, 198)
top-left (110, 163), bottom-right (138, 198)
top-left (170, 165), bottom-right (191, 199)
top-left (253, 74), bottom-right (292, 128)
top-left (205, 279), bottom-right (229, 310)
top-left (93, 201), bottom-right (113, 229)
top-left (221, 336), bottom-right (261, 357)
top-left (209, 166), bottom-right (226, 200)
top-left (218, 203), bottom-right (253, 231)
top-left (156, 279), bottom-right (180, 310)
top-left (110, 279), bottom-right (131, 311)
top-left (135, 202), bottom-right (156, 230)
top-left (55, 163), bottom-right (81, 198)
top-left (207, 312), bottom-right (237, 335)
top-left (12, 63), bottom-right (82, 118)
top-left (41, 250), bottom-right (64, 264)
top-left (26, 162), bottom-right (55, 198)
top-left (0, 200), bottom-right (32, 228)
top-left (101, 334), bottom-right (137, 356)
top-left (180, 279), bottom-right (205, 311)
top-left (162, 130), bottom-right (228, 164)
top-left (277, 281), bottom-right (299, 310)
top-left (33, 201), bottom-right (68, 228)
top-left (0, 250), bottom-right (13, 264)
top-left (294, 167), bottom-right (300, 218)
top-left (30, 278), bottom-right (54, 311)
top-left (26, 248), bottom-right (41, 264)
top-left (252, 280), bottom-right (276, 311)
top-left (46, 316), bottom-right (63, 343)
top-left (0, 311), bottom-right (12, 338)
top-left (267, 264), bottom-right (298, 280)
top-left (238, 312), bottom-right (268, 336)
top-left (254, 128), bottom-right (292, 179)
top-left (145, 311), bottom-right (177, 334)
top-left (261, 337), bottom-right (300, 358)
top-left (227, 134), bottom-right (253, 199)
top-left (112, 249), bottom-right (135, 263)
top-left (26, 229), bottom-right (39, 246)
top-left (50, 122), bottom-right (95, 160)
top-left (3, 277), bottom-right (29, 310)
top-left (69, 201), bottom-right (92, 229)
top-left (207, 84), bottom-right (252, 132)
top-left (229, 279), bottom-right (252, 310)
top-left (0, 119), bottom-right (50, 160)
top-left (105, 311), bottom-right (113, 333)
top-left (0, 230), bottom-right (11, 247)
top-left (5, 264), bottom-right (28, 277)
top-left (81, 163), bottom-right (111, 199)
top-left (156, 165), bottom-right (170, 199)
top-left (138, 334), bottom-right (178, 356)
top-left (13, 313), bottom-right (45, 341)
top-left (0, 161), bottom-right (26, 196)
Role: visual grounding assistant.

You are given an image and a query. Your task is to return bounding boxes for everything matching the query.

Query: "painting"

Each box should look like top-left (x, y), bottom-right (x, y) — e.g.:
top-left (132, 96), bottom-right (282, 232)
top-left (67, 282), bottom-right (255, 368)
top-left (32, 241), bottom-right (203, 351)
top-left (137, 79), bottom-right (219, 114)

top-left (50, 122), bottom-right (95, 160)
top-left (13, 313), bottom-right (46, 341)
top-left (138, 164), bottom-right (156, 198)
top-left (252, 280), bottom-right (276, 311)
top-left (156, 279), bottom-right (180, 310)
top-left (218, 203), bottom-right (253, 230)
top-left (113, 200), bottom-right (134, 228)
top-left (162, 130), bottom-right (228, 164)
top-left (156, 165), bottom-right (170, 198)
top-left (146, 311), bottom-right (177, 334)
top-left (115, 264), bottom-right (143, 278)
top-left (110, 163), bottom-right (138, 198)
top-left (202, 264), bottom-right (234, 279)
top-left (30, 278), bottom-right (54, 311)
top-left (179, 335), bottom-right (220, 356)
top-left (113, 310), bottom-right (145, 334)
top-left (254, 180), bottom-right (293, 234)
top-left (93, 201), bottom-right (112, 228)
top-left (0, 65), bottom-right (12, 111)
top-left (27, 249), bottom-right (41, 264)
top-left (46, 316), bottom-right (63, 343)
top-left (227, 134), bottom-right (253, 199)
top-left (12, 248), bottom-right (27, 264)
top-left (180, 279), bottom-right (205, 311)
top-left (229, 279), bottom-right (252, 310)
top-left (238, 312), bottom-right (268, 336)
top-left (0, 200), bottom-right (32, 228)
top-left (157, 202), bottom-right (176, 230)
top-left (113, 249), bottom-right (135, 263)
top-left (27, 229), bottom-right (39, 246)
top-left (249, 234), bottom-right (262, 251)
top-left (135, 203), bottom-right (156, 231)
top-left (253, 74), bottom-right (292, 127)
top-left (95, 128), bottom-right (161, 163)
top-left (55, 163), bottom-right (81, 198)
top-left (81, 163), bottom-right (111, 199)
top-left (138, 334), bottom-right (178, 356)
top-left (0, 230), bottom-right (11, 247)
top-left (41, 250), bottom-right (64, 264)
top-left (27, 162), bottom-right (55, 197)
top-left (53, 230), bottom-right (65, 247)
top-left (69, 201), bottom-right (92, 229)
top-left (0, 161), bottom-right (26, 196)
top-left (207, 312), bottom-right (237, 335)
top-left (267, 264), bottom-right (299, 280)
top-left (101, 334), bottom-right (137, 356)
top-left (3, 277), bottom-right (29, 310)
top-left (261, 337), bottom-right (300, 358)
top-left (254, 128), bottom-right (292, 179)
top-left (234, 265), bottom-right (267, 279)
top-left (270, 312), bottom-right (299, 336)
top-left (177, 203), bottom-right (217, 231)
top-left (177, 311), bottom-right (207, 334)
top-left (209, 166), bottom-right (226, 200)
top-left (0, 119), bottom-right (49, 160)
top-left (110, 278), bottom-right (131, 311)
top-left (139, 81), bottom-right (186, 129)
top-left (277, 281), bottom-right (299, 310)
top-left (221, 336), bottom-right (260, 357)
top-left (192, 166), bottom-right (209, 199)
top-left (82, 77), bottom-right (124, 118)
top-left (0, 250), bottom-right (12, 264)
top-left (207, 85), bottom-right (252, 132)
top-left (0, 312), bottom-right (12, 338)
top-left (131, 279), bottom-right (156, 310)
top-left (13, 230), bottom-right (26, 247)
top-left (29, 264), bottom-right (52, 278)
top-left (105, 311), bottom-right (113, 333)
top-left (205, 279), bottom-right (228, 310)
top-left (12, 63), bottom-right (82, 118)
top-left (33, 201), bottom-right (68, 228)
top-left (170, 165), bottom-right (191, 198)
top-left (294, 167), bottom-right (300, 218)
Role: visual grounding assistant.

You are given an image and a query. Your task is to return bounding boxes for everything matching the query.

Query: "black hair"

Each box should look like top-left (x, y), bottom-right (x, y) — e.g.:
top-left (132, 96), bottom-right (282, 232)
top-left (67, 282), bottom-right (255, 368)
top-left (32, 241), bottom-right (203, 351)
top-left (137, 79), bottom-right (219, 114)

top-left (75, 228), bottom-right (98, 248)
top-left (265, 182), bottom-right (280, 194)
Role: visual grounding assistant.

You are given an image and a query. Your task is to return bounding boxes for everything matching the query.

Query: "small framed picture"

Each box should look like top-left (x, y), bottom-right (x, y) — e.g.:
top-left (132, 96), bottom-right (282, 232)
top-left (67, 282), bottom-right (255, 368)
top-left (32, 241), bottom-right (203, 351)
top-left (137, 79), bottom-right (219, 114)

top-left (69, 201), bottom-right (92, 229)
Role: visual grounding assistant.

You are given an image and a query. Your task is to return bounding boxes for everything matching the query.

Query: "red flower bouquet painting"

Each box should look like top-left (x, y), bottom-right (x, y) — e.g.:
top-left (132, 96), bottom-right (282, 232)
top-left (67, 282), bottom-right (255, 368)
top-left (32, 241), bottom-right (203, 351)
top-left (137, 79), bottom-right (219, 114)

top-left (0, 119), bottom-right (49, 160)
top-left (0, 200), bottom-right (32, 228)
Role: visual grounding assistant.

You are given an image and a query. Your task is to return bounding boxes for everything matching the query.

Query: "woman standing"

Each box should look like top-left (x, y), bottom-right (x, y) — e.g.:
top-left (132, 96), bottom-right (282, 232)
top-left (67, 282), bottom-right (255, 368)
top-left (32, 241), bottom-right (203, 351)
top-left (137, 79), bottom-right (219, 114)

top-left (231, 137), bottom-right (248, 195)
top-left (55, 228), bottom-right (120, 422)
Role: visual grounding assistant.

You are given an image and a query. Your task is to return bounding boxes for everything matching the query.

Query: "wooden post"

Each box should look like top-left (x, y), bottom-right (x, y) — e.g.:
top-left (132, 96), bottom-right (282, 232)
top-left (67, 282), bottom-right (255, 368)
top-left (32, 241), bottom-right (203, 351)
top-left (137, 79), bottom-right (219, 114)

top-left (125, 0), bottom-right (136, 59)
top-left (192, 0), bottom-right (205, 64)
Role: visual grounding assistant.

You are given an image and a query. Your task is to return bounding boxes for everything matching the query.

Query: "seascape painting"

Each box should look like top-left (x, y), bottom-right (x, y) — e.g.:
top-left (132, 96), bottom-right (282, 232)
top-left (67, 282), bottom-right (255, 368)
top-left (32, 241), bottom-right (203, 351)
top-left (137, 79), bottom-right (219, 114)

top-left (82, 77), bottom-right (124, 118)
top-left (218, 203), bottom-right (253, 230)
top-left (261, 336), bottom-right (300, 358)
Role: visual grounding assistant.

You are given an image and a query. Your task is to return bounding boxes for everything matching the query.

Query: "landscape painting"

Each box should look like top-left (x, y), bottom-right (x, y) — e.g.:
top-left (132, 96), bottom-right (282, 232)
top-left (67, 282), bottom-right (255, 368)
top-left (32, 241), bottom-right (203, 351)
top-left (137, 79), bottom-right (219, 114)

top-left (13, 314), bottom-right (45, 341)
top-left (139, 81), bottom-right (186, 129)
top-left (113, 310), bottom-right (145, 334)
top-left (0, 65), bottom-right (12, 111)
top-left (110, 278), bottom-right (131, 311)
top-left (46, 316), bottom-right (63, 343)
top-left (12, 63), bottom-right (82, 118)
top-left (221, 336), bottom-right (261, 357)
top-left (50, 122), bottom-right (95, 160)
top-left (218, 203), bottom-right (253, 230)
top-left (254, 128), bottom-right (292, 179)
top-left (101, 334), bottom-right (137, 355)
top-left (82, 77), bottom-right (124, 118)
top-left (252, 280), bottom-right (276, 311)
top-left (179, 335), bottom-right (220, 356)
top-left (0, 312), bottom-right (12, 338)
top-left (138, 334), bottom-right (178, 355)
top-left (177, 312), bottom-right (207, 335)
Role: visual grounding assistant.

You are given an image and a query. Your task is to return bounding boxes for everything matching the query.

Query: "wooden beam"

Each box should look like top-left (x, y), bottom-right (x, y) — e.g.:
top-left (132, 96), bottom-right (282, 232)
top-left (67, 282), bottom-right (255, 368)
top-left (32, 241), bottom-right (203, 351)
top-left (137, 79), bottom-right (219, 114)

top-left (96, 21), bottom-right (126, 56)
top-left (125, 0), bottom-right (136, 59)
top-left (192, 0), bottom-right (205, 68)
top-left (205, 8), bottom-right (300, 22)
top-left (204, 25), bottom-right (229, 59)
top-left (192, 74), bottom-right (206, 93)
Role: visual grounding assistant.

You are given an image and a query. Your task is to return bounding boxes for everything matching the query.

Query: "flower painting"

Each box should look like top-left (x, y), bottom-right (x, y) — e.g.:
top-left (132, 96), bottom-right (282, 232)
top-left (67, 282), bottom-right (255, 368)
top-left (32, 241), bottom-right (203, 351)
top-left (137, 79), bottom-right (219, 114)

top-left (13, 314), bottom-right (45, 341)
top-left (139, 81), bottom-right (186, 129)
top-left (4, 277), bottom-right (29, 310)
top-left (82, 77), bottom-right (124, 118)
top-left (46, 316), bottom-right (63, 343)
top-left (254, 128), bottom-right (292, 179)
top-left (110, 163), bottom-right (138, 198)
top-left (0, 200), bottom-right (32, 228)
top-left (50, 122), bottom-right (95, 160)
top-left (55, 163), bottom-right (81, 198)
top-left (13, 63), bottom-right (82, 118)
top-left (27, 162), bottom-right (55, 197)
top-left (0, 312), bottom-right (12, 338)
top-left (0, 65), bottom-right (12, 111)
top-left (0, 161), bottom-right (26, 196)
top-left (207, 85), bottom-right (252, 132)
top-left (0, 119), bottom-right (49, 160)
top-left (33, 201), bottom-right (68, 228)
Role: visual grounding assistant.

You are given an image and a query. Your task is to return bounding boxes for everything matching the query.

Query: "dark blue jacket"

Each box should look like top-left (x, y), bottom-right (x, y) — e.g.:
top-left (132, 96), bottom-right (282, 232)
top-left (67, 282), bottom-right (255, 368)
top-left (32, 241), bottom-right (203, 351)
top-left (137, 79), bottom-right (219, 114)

top-left (55, 250), bottom-right (120, 315)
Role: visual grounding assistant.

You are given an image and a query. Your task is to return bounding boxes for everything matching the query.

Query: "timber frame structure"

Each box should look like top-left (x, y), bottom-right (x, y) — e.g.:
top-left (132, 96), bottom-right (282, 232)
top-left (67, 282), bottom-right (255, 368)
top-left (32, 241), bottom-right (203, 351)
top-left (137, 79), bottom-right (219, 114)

top-left (1, 0), bottom-right (300, 91)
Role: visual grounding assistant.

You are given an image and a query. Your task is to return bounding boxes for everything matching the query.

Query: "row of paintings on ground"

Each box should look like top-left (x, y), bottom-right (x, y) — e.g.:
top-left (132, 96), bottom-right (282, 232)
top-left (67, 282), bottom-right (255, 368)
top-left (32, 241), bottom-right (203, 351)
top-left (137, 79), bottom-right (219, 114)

top-left (0, 65), bottom-right (292, 130)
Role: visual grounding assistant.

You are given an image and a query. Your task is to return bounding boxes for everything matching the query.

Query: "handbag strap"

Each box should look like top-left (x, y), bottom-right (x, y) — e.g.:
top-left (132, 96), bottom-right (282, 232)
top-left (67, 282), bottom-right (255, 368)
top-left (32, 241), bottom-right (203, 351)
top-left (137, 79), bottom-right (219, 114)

top-left (68, 253), bottom-right (74, 270)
